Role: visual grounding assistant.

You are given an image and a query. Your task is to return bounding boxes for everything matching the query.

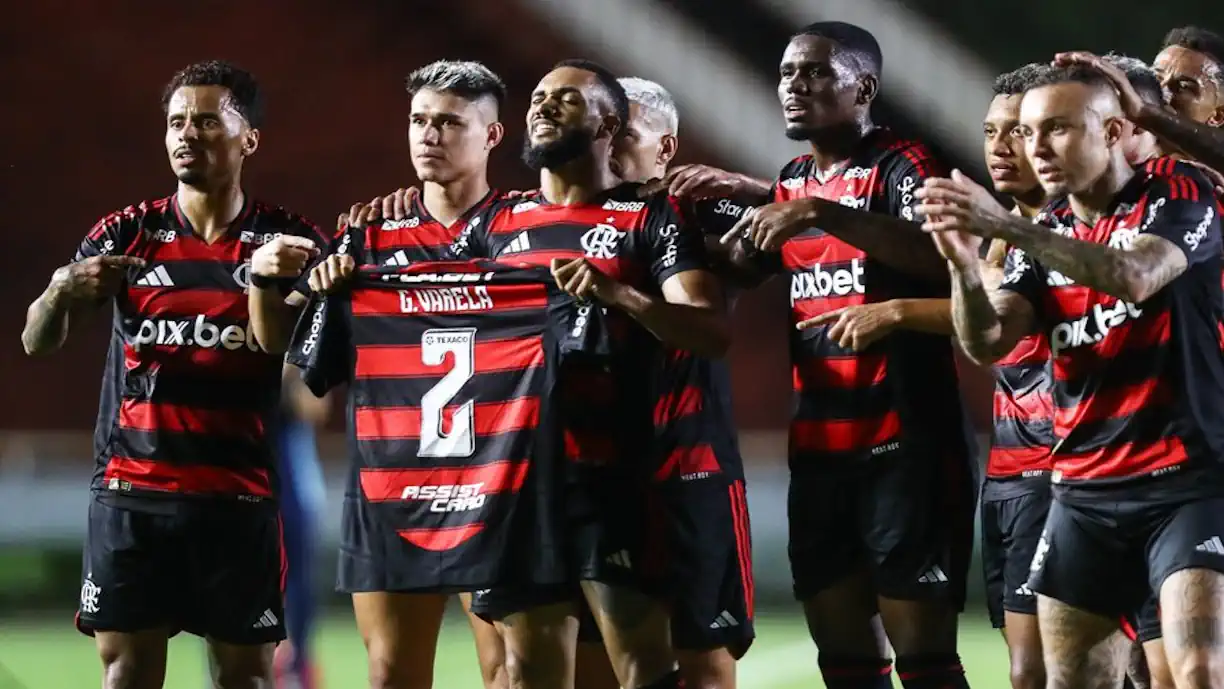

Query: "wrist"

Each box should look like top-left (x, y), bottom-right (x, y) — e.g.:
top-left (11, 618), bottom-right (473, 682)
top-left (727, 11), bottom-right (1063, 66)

top-left (949, 260), bottom-right (983, 285)
top-left (249, 272), bottom-right (279, 290)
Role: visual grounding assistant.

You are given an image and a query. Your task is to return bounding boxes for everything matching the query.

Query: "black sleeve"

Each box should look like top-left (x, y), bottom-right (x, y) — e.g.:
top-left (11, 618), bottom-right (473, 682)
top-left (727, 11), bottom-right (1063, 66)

top-left (74, 210), bottom-right (136, 262)
top-left (641, 192), bottom-right (709, 285)
top-left (688, 196), bottom-right (756, 238)
top-left (996, 245), bottom-right (1048, 325)
top-left (1137, 172), bottom-right (1221, 265)
top-left (285, 292), bottom-right (350, 396)
top-left (284, 217), bottom-right (330, 298)
top-left (879, 144), bottom-right (948, 223)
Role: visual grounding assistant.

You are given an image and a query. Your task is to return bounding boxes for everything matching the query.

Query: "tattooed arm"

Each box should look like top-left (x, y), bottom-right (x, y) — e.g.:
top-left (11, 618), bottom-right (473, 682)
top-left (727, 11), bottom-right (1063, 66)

top-left (949, 262), bottom-right (1038, 365)
top-left (1134, 103), bottom-right (1224, 173)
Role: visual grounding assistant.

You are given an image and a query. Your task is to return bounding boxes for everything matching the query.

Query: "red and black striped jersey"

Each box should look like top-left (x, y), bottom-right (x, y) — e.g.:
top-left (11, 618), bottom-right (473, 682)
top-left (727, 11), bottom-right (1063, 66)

top-left (987, 332), bottom-right (1054, 479)
top-left (76, 194), bottom-right (326, 504)
top-left (449, 183), bottom-right (709, 469)
top-left (286, 261), bottom-right (609, 590)
top-left (764, 128), bottom-right (969, 464)
top-left (650, 196), bottom-right (753, 482)
top-left (1000, 168), bottom-right (1224, 485)
top-left (336, 189), bottom-right (500, 267)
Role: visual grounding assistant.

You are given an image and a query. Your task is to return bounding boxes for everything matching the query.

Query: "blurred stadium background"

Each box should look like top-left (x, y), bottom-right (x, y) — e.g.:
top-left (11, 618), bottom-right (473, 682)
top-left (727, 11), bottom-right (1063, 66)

top-left (2, 1), bottom-right (1220, 686)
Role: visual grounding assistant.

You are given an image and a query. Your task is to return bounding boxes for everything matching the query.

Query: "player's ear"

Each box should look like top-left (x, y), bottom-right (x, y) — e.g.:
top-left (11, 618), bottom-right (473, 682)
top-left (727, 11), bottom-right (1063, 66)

top-left (597, 113), bottom-right (621, 141)
top-left (1208, 105), bottom-right (1224, 128)
top-left (486, 122), bottom-right (505, 151)
top-left (857, 74), bottom-right (879, 105)
top-left (242, 128), bottom-right (260, 157)
top-left (1103, 116), bottom-right (1125, 148)
top-left (658, 133), bottom-right (678, 167)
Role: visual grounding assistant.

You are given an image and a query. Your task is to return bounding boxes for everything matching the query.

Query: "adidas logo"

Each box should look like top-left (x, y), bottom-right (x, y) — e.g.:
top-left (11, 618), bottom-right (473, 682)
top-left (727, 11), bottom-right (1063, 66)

top-left (1196, 537), bottom-right (1224, 554)
top-left (605, 550), bottom-right (632, 569)
top-left (384, 250), bottom-right (411, 267)
top-left (1015, 583), bottom-right (1035, 597)
top-left (252, 609), bottom-right (280, 629)
top-left (134, 265), bottom-right (174, 287)
top-left (917, 565), bottom-right (949, 584)
top-left (503, 232), bottom-right (531, 254)
top-left (709, 610), bottom-right (739, 629)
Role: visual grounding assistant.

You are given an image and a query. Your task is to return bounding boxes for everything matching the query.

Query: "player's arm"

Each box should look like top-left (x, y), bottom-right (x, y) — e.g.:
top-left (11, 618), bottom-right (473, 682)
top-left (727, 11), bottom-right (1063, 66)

top-left (639, 164), bottom-right (772, 205)
top-left (22, 215), bottom-right (145, 355)
top-left (248, 221), bottom-right (326, 355)
top-left (962, 175), bottom-right (1215, 304)
top-left (952, 248), bottom-right (1041, 365)
top-left (604, 267), bottom-right (730, 357)
top-left (1131, 104), bottom-right (1224, 173)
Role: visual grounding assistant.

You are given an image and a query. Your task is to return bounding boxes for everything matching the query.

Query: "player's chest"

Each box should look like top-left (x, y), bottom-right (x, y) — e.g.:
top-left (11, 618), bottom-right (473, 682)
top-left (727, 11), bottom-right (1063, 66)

top-left (364, 220), bottom-right (457, 267)
top-left (776, 165), bottom-right (883, 234)
top-left (488, 212), bottom-right (646, 282)
top-left (119, 232), bottom-right (266, 318)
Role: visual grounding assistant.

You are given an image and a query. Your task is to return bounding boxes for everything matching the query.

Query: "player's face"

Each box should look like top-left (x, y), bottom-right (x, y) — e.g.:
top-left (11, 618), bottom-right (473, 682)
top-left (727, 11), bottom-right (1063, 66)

top-left (165, 85), bottom-right (254, 189)
top-left (523, 67), bottom-right (615, 170)
top-left (409, 88), bottom-right (501, 184)
top-left (1019, 83), bottom-right (1116, 196)
top-left (611, 102), bottom-right (672, 182)
top-left (778, 35), bottom-right (864, 139)
top-left (983, 94), bottom-right (1039, 196)
top-left (1153, 46), bottom-right (1224, 125)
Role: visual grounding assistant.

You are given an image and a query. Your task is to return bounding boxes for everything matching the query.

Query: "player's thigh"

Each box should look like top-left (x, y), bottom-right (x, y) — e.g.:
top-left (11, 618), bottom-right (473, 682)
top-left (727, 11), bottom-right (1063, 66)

top-left (1142, 638), bottom-right (1176, 689)
top-left (665, 478), bottom-right (755, 660)
top-left (460, 592), bottom-right (508, 689)
top-left (204, 638), bottom-right (275, 689)
top-left (496, 596), bottom-right (581, 689)
top-left (1037, 595), bottom-right (1131, 689)
top-left (94, 629), bottom-right (171, 689)
top-left (352, 591), bottom-right (448, 687)
top-left (677, 647), bottom-right (738, 689)
top-left (575, 640), bottom-right (621, 689)
top-left (580, 579), bottom-right (675, 688)
top-left (184, 506), bottom-right (286, 648)
top-left (78, 497), bottom-right (177, 637)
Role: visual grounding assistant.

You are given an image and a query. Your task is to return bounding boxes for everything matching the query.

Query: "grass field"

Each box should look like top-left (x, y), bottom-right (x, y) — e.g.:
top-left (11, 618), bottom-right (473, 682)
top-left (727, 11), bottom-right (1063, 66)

top-left (0, 609), bottom-right (1011, 688)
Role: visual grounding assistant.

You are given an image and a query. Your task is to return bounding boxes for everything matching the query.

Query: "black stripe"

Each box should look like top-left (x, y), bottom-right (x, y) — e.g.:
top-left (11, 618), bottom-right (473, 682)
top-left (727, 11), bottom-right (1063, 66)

top-left (1058, 404), bottom-right (1179, 455)
top-left (352, 370), bottom-right (544, 410)
top-left (351, 312), bottom-right (548, 346)
top-left (1054, 346), bottom-right (1168, 404)
top-left (131, 260), bottom-right (249, 292)
top-left (993, 416), bottom-right (1054, 449)
top-left (793, 384), bottom-right (893, 421)
top-left (126, 373), bottom-right (280, 410)
top-left (356, 428), bottom-right (538, 470)
top-left (111, 427), bottom-right (273, 469)
top-left (996, 362), bottom-right (1050, 396)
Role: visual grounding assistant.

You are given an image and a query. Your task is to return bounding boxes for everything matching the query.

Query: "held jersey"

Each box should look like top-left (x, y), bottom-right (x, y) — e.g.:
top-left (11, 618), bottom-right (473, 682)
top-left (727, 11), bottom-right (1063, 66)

top-left (77, 194), bottom-right (325, 502)
top-left (287, 261), bottom-right (609, 590)
top-left (765, 128), bottom-right (969, 465)
top-left (651, 196), bottom-right (754, 482)
top-left (449, 183), bottom-right (709, 471)
top-left (999, 168), bottom-right (1224, 486)
top-left (338, 189), bottom-right (500, 267)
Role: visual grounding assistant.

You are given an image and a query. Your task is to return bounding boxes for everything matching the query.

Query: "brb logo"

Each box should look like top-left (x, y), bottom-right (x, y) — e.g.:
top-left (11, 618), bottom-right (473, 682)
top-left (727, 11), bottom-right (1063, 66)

top-left (1050, 300), bottom-right (1143, 355)
top-left (401, 483), bottom-right (486, 513)
top-left (133, 315), bottom-right (258, 351)
top-left (790, 258), bottom-right (866, 304)
top-left (581, 223), bottom-right (626, 260)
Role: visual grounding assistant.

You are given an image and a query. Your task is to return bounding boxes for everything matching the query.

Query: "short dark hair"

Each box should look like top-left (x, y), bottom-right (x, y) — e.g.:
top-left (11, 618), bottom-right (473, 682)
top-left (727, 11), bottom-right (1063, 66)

top-left (162, 60), bottom-right (263, 129)
top-left (1023, 64), bottom-right (1117, 95)
top-left (405, 60), bottom-right (508, 114)
top-left (553, 59), bottom-right (631, 130)
top-left (1102, 53), bottom-right (1165, 107)
top-left (793, 21), bottom-right (883, 79)
top-left (993, 63), bottom-right (1045, 96)
top-left (1162, 26), bottom-right (1224, 75)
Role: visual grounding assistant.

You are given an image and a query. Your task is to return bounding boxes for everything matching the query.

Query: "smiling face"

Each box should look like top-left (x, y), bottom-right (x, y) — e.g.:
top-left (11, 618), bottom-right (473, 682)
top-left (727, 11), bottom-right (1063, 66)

top-left (521, 66), bottom-right (619, 171)
top-left (164, 85), bottom-right (256, 189)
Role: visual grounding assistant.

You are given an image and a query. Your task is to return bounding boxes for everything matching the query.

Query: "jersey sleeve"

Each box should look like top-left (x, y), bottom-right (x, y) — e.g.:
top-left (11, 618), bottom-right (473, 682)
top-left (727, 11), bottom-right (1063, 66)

top-left (996, 245), bottom-right (1047, 322)
top-left (641, 192), bottom-right (709, 284)
top-left (286, 291), bottom-right (350, 396)
top-left (880, 144), bottom-right (948, 223)
top-left (688, 196), bottom-right (756, 238)
top-left (75, 209), bottom-right (137, 262)
top-left (1138, 172), bottom-right (1222, 265)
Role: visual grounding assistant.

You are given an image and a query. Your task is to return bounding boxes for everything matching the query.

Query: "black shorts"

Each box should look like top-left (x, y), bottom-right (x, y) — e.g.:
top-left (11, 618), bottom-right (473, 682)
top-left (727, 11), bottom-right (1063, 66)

top-left (1122, 596), bottom-right (1162, 643)
top-left (1028, 478), bottom-right (1224, 619)
top-left (981, 476), bottom-right (1052, 628)
top-left (788, 449), bottom-right (976, 606)
top-left (76, 494), bottom-right (285, 644)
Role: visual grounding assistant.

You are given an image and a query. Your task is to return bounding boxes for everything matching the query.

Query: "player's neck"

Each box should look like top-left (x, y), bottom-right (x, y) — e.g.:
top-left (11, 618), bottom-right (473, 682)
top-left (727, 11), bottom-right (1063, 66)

top-left (807, 118), bottom-right (873, 175)
top-left (538, 154), bottom-right (620, 205)
top-left (176, 183), bottom-right (245, 243)
top-left (1010, 187), bottom-right (1046, 218)
top-left (424, 175), bottom-right (490, 227)
top-left (1069, 156), bottom-right (1135, 225)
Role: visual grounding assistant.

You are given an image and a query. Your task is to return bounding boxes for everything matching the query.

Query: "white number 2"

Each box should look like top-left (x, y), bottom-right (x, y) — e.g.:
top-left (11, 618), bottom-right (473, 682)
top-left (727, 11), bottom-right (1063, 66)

top-left (418, 327), bottom-right (477, 457)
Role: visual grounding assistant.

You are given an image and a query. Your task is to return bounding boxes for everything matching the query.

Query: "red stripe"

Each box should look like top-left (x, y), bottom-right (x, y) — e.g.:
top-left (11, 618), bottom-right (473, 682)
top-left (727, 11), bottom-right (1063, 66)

top-left (354, 398), bottom-right (540, 440)
top-left (993, 388), bottom-right (1053, 422)
top-left (792, 294), bottom-right (868, 321)
top-left (125, 287), bottom-right (248, 320)
top-left (352, 282), bottom-right (548, 317)
top-left (102, 456), bottom-right (272, 496)
top-left (490, 204), bottom-right (648, 233)
top-left (359, 461), bottom-right (529, 501)
top-left (986, 445), bottom-right (1052, 478)
top-left (780, 235), bottom-right (865, 272)
top-left (355, 337), bottom-right (544, 378)
top-left (132, 235), bottom-right (248, 262)
top-left (730, 481), bottom-right (755, 619)
top-left (790, 411), bottom-right (902, 454)
top-left (1054, 377), bottom-right (1171, 428)
top-left (654, 384), bottom-right (703, 425)
top-left (277, 515), bottom-right (287, 595)
top-left (652, 444), bottom-right (721, 481)
top-left (118, 400), bottom-right (265, 438)
top-left (496, 249), bottom-right (584, 268)
top-left (397, 524), bottom-right (485, 551)
top-left (1055, 438), bottom-right (1189, 481)
top-left (1120, 616), bottom-right (1138, 642)
top-left (793, 354), bottom-right (886, 391)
